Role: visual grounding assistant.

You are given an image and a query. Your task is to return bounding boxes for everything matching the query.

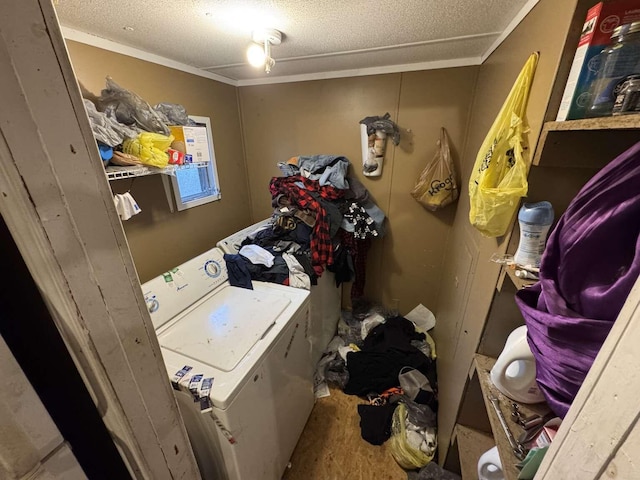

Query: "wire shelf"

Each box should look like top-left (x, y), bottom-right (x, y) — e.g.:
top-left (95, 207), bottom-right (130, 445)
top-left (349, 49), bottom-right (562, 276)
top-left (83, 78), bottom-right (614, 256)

top-left (105, 162), bottom-right (208, 181)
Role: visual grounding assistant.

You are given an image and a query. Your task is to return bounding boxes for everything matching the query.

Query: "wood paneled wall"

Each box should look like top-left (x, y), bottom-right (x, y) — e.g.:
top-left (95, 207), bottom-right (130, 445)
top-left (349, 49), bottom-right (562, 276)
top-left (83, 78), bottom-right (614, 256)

top-left (65, 41), bottom-right (251, 282)
top-left (239, 68), bottom-right (478, 313)
top-left (434, 0), bottom-right (579, 460)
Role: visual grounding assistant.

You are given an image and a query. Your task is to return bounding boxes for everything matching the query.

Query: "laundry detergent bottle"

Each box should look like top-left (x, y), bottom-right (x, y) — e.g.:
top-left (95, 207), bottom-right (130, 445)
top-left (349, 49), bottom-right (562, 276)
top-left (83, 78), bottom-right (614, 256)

top-left (490, 325), bottom-right (544, 404)
top-left (513, 201), bottom-right (554, 268)
top-left (477, 446), bottom-right (504, 480)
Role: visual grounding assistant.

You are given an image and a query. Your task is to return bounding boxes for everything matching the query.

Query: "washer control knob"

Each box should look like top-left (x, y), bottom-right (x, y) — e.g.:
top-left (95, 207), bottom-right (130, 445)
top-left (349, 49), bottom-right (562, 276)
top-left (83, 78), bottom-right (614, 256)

top-left (204, 260), bottom-right (221, 278)
top-left (146, 298), bottom-right (159, 313)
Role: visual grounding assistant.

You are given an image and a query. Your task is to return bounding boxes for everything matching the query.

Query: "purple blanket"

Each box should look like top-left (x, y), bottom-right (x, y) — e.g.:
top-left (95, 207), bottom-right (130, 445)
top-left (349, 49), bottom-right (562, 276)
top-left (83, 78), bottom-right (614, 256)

top-left (516, 140), bottom-right (640, 417)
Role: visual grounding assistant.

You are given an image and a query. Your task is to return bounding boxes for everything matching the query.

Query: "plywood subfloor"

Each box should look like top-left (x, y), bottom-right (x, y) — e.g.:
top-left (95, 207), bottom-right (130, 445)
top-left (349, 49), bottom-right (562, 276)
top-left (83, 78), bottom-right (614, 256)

top-left (283, 387), bottom-right (407, 480)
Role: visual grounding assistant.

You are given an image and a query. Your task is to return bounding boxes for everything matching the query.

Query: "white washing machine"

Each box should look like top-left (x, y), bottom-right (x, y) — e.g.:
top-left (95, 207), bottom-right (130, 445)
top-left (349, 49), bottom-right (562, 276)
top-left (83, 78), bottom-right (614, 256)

top-left (217, 219), bottom-right (341, 365)
top-left (142, 247), bottom-right (313, 480)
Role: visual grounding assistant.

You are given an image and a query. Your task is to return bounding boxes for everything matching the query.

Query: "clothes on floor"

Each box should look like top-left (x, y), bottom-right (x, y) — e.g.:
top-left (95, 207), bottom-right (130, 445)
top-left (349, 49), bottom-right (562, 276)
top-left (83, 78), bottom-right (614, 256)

top-left (357, 403), bottom-right (397, 446)
top-left (344, 317), bottom-right (437, 396)
top-left (361, 312), bottom-right (386, 340)
top-left (399, 367), bottom-right (437, 412)
top-left (408, 462), bottom-right (461, 480)
top-left (363, 316), bottom-right (426, 351)
top-left (367, 387), bottom-right (404, 406)
top-left (345, 349), bottom-right (435, 397)
top-left (338, 344), bottom-right (359, 363)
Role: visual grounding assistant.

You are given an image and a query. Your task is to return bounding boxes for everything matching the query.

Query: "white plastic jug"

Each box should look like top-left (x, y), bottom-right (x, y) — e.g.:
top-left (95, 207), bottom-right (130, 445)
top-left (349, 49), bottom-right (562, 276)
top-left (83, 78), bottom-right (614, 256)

top-left (477, 446), bottom-right (504, 480)
top-left (490, 325), bottom-right (544, 404)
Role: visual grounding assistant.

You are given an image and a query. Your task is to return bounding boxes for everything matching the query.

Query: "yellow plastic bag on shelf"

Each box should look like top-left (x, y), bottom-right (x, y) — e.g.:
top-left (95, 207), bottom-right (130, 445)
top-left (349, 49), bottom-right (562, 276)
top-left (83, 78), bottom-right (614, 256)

top-left (411, 127), bottom-right (458, 211)
top-left (469, 52), bottom-right (539, 237)
top-left (123, 132), bottom-right (174, 168)
top-left (389, 403), bottom-right (435, 470)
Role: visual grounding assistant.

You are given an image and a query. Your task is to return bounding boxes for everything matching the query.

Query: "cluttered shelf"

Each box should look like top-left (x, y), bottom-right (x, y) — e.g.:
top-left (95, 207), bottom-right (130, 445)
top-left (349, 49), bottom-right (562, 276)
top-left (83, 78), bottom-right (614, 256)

top-left (496, 263), bottom-right (537, 292)
top-left (533, 117), bottom-right (640, 168)
top-left (504, 267), bottom-right (536, 291)
top-left (472, 354), bottom-right (551, 480)
top-left (105, 162), bottom-right (207, 181)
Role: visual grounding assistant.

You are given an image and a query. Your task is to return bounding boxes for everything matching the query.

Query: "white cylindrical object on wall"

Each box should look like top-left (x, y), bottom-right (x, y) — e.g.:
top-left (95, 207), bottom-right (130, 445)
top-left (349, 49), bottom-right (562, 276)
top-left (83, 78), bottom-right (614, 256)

top-left (361, 124), bottom-right (385, 176)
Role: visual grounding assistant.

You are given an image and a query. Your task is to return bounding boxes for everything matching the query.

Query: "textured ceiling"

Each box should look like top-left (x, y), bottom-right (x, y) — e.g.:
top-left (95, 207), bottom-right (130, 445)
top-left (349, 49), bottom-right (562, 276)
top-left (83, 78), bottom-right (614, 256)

top-left (54, 0), bottom-right (532, 83)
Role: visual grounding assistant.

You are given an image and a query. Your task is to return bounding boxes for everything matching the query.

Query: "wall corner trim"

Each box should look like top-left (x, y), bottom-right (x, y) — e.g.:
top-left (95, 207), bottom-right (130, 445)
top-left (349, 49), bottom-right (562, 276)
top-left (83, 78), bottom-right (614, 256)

top-left (61, 26), bottom-right (238, 86)
top-left (480, 0), bottom-right (542, 63)
top-left (235, 57), bottom-right (483, 86)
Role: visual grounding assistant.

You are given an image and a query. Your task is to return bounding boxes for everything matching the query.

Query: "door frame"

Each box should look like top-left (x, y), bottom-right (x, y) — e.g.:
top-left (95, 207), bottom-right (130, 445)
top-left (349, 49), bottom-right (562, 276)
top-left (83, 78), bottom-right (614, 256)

top-left (0, 2), bottom-right (199, 478)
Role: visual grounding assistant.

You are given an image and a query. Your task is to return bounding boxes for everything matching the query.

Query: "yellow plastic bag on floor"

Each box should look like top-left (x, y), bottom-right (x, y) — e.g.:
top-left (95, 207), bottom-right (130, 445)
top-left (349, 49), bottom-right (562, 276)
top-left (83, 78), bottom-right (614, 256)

top-left (411, 128), bottom-right (458, 211)
top-left (389, 403), bottom-right (435, 469)
top-left (469, 53), bottom-right (539, 237)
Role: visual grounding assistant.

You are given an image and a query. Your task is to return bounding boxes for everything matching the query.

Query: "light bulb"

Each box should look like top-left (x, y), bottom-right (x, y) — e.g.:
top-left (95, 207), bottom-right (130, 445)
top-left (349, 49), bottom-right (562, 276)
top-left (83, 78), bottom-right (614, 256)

top-left (247, 43), bottom-right (266, 67)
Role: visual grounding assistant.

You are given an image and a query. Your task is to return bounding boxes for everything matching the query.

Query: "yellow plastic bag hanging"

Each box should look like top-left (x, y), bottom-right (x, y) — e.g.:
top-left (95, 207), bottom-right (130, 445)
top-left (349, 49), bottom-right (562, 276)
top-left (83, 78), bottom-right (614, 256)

top-left (469, 53), bottom-right (539, 237)
top-left (411, 127), bottom-right (459, 211)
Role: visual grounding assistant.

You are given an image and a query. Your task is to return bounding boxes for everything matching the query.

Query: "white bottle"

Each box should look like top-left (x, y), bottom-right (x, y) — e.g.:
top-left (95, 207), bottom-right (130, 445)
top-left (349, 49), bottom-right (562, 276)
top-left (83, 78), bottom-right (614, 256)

top-left (478, 446), bottom-right (504, 480)
top-left (513, 201), bottom-right (554, 268)
top-left (490, 325), bottom-right (544, 404)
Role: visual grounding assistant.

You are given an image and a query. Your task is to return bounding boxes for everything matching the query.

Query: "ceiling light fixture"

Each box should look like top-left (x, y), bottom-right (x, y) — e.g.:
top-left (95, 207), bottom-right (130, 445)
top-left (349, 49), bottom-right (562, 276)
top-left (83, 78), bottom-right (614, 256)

top-left (247, 28), bottom-right (282, 74)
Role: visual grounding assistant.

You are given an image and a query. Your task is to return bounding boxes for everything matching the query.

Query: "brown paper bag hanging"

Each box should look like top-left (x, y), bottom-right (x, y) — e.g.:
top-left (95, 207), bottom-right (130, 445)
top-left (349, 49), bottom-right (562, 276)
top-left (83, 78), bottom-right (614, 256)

top-left (410, 128), bottom-right (459, 211)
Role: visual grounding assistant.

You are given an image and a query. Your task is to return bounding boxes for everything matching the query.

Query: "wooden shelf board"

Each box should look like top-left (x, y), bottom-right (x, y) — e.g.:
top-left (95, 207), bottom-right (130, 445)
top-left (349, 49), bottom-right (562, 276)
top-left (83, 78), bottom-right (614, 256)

top-left (454, 425), bottom-right (495, 480)
top-left (473, 354), bottom-right (550, 480)
top-left (504, 267), bottom-right (536, 291)
top-left (533, 119), bottom-right (640, 168)
top-left (544, 115), bottom-right (640, 132)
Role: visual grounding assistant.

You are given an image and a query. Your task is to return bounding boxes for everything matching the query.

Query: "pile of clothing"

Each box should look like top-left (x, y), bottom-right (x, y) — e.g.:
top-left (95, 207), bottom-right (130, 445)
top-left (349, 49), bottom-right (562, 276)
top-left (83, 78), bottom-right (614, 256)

top-left (224, 155), bottom-right (385, 298)
top-left (315, 303), bottom-right (440, 470)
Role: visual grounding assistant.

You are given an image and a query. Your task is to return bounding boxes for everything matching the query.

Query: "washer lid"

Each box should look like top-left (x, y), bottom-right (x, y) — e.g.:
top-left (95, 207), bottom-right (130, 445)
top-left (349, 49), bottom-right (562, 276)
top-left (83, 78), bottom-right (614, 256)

top-left (157, 285), bottom-right (291, 372)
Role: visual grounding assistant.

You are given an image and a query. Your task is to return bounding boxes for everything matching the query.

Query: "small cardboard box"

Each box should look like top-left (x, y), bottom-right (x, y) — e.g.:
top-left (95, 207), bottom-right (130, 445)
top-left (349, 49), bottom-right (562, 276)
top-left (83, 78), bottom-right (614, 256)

top-left (170, 126), bottom-right (211, 164)
top-left (556, 1), bottom-right (640, 121)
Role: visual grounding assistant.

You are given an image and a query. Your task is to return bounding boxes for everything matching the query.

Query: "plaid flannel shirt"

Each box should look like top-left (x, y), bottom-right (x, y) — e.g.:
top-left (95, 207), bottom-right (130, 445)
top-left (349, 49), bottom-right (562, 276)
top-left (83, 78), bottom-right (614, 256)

top-left (269, 176), bottom-right (343, 275)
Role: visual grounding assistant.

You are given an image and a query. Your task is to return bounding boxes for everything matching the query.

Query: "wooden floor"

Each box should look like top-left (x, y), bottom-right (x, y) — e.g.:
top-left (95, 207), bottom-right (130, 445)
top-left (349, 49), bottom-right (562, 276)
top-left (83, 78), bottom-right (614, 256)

top-left (283, 388), bottom-right (407, 480)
